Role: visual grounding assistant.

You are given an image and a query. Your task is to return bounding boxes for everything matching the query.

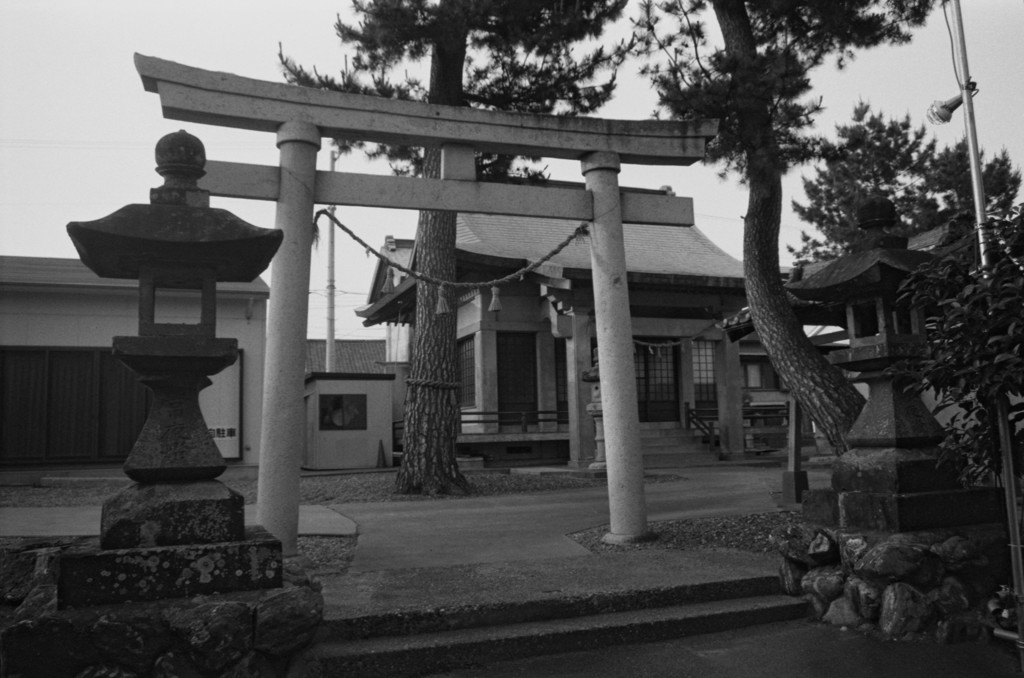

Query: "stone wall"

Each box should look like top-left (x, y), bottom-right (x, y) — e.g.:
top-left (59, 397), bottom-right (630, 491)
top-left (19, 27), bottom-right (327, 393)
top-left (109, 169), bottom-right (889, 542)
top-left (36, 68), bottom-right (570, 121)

top-left (0, 539), bottom-right (323, 678)
top-left (773, 521), bottom-right (1009, 642)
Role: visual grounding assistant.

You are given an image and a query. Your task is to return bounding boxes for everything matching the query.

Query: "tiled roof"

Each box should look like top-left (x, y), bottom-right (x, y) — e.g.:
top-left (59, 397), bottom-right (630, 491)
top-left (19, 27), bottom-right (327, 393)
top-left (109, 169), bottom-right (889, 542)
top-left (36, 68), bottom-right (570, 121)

top-left (0, 256), bottom-right (269, 295)
top-left (305, 339), bottom-right (388, 374)
top-left (455, 213), bottom-right (745, 279)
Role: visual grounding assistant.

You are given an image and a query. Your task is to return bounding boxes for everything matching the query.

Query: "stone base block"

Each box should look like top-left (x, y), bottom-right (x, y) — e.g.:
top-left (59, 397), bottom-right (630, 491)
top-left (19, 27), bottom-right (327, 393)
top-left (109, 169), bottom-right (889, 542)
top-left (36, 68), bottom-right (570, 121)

top-left (782, 470), bottom-right (809, 504)
top-left (801, 489), bottom-right (839, 526)
top-left (101, 480), bottom-right (244, 549)
top-left (837, 487), bottom-right (1003, 532)
top-left (58, 526), bottom-right (282, 608)
top-left (831, 447), bottom-right (959, 495)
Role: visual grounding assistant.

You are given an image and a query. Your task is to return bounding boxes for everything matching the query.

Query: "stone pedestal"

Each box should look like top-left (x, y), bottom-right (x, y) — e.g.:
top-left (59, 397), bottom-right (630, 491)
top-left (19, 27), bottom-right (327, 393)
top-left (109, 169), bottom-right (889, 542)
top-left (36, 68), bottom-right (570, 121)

top-left (60, 528), bottom-right (282, 608)
top-left (782, 471), bottom-right (809, 505)
top-left (827, 447), bottom-right (1002, 532)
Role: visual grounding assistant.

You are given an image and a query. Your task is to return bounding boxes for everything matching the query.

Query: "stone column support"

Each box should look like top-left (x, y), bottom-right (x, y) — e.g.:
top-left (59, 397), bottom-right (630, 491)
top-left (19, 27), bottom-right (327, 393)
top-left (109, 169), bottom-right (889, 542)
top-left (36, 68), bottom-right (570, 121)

top-left (536, 331), bottom-right (558, 432)
top-left (256, 120), bottom-right (321, 555)
top-left (565, 310), bottom-right (595, 468)
top-left (476, 329), bottom-right (498, 433)
top-left (581, 151), bottom-right (649, 543)
top-left (722, 335), bottom-right (745, 455)
top-left (782, 397), bottom-right (808, 504)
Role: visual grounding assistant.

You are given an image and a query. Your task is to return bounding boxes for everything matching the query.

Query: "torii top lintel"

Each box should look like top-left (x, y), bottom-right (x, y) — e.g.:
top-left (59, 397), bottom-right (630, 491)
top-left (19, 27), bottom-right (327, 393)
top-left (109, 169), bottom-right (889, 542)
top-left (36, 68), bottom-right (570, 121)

top-left (135, 54), bottom-right (717, 167)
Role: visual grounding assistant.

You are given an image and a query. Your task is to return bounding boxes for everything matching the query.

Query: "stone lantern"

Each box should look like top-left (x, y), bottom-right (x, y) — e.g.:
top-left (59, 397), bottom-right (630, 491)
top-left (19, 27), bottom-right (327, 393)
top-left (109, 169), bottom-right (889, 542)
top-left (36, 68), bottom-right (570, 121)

top-left (774, 196), bottom-right (1007, 640)
top-left (787, 196), bottom-right (1001, 532)
top-left (60, 130), bottom-right (285, 606)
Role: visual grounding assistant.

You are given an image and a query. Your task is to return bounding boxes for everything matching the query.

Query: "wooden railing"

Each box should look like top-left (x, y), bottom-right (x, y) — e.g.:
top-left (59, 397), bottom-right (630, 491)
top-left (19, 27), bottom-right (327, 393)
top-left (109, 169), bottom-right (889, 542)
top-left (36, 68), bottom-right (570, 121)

top-left (392, 410), bottom-right (568, 451)
top-left (684, 404), bottom-right (719, 452)
top-left (685, 402), bottom-right (792, 453)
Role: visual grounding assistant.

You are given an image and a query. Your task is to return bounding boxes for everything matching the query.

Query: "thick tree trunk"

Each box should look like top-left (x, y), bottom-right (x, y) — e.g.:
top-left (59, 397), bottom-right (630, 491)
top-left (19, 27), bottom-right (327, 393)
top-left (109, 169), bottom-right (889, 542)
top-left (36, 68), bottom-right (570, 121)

top-left (395, 16), bottom-right (471, 494)
top-left (395, 166), bottom-right (468, 494)
top-left (713, 0), bottom-right (865, 452)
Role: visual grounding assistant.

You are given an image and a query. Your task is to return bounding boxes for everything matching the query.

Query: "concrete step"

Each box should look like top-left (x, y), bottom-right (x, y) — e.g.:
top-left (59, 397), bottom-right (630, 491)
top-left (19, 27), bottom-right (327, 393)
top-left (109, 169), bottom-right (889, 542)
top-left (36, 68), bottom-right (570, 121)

top-left (299, 594), bottom-right (807, 678)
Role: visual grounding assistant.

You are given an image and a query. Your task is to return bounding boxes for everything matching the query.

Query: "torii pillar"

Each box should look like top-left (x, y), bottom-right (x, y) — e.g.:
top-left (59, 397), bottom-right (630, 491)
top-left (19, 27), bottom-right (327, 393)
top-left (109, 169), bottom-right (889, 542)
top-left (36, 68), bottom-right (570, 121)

top-left (583, 152), bottom-right (648, 541)
top-left (256, 121), bottom-right (321, 553)
top-left (134, 54), bottom-right (717, 551)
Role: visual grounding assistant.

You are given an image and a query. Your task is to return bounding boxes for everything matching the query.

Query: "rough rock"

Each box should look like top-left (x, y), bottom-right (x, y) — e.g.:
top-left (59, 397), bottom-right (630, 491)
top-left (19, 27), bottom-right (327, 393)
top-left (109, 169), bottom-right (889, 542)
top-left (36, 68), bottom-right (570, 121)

top-left (151, 649), bottom-right (205, 678)
top-left (927, 576), bottom-right (971, 616)
top-left (0, 547), bottom-right (60, 605)
top-left (855, 541), bottom-right (930, 582)
top-left (165, 601), bottom-right (253, 673)
top-left (254, 586), bottom-right (324, 655)
top-left (14, 584), bottom-right (58, 621)
top-left (801, 566), bottom-right (846, 603)
top-left (283, 555), bottom-right (322, 592)
top-left (846, 575), bottom-right (883, 621)
top-left (823, 596), bottom-right (861, 628)
top-left (74, 665), bottom-right (140, 678)
top-left (931, 535), bottom-right (977, 567)
top-left (221, 651), bottom-right (279, 678)
top-left (906, 552), bottom-right (945, 589)
top-left (778, 558), bottom-right (807, 596)
top-left (0, 616), bottom-right (100, 678)
top-left (807, 531), bottom-right (839, 566)
top-left (90, 612), bottom-right (171, 672)
top-left (880, 582), bottom-right (932, 638)
top-left (838, 533), bottom-right (871, 569)
top-left (770, 523), bottom-right (818, 566)
top-left (806, 592), bottom-right (830, 620)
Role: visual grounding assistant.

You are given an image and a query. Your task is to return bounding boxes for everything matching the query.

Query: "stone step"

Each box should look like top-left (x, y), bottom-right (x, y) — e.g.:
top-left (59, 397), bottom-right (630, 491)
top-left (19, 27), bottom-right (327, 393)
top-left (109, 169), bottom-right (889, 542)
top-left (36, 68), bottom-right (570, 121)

top-left (639, 426), bottom-right (697, 439)
top-left (640, 435), bottom-right (706, 450)
top-left (323, 574), bottom-right (780, 641)
top-left (641, 450), bottom-right (716, 468)
top-left (299, 594), bottom-right (806, 678)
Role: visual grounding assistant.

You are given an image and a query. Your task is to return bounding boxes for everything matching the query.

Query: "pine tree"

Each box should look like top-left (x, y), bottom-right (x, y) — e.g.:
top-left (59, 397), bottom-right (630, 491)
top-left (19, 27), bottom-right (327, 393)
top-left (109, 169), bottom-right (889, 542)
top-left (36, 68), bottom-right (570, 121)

top-left (634, 0), bottom-right (936, 452)
top-left (790, 103), bottom-right (1020, 263)
top-left (280, 0), bottom-right (630, 494)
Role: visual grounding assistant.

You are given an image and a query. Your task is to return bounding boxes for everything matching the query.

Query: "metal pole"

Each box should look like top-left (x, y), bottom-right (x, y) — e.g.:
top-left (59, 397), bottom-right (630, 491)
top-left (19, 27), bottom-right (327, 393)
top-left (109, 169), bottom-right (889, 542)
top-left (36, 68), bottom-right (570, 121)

top-left (326, 150), bottom-right (338, 372)
top-left (948, 0), bottom-right (1023, 662)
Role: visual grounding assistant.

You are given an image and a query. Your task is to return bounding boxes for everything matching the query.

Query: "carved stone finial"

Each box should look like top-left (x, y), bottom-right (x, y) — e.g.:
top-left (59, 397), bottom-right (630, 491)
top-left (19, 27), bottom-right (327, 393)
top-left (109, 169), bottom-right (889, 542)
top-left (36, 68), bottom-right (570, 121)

top-left (151, 129), bottom-right (209, 207)
top-left (855, 195), bottom-right (906, 250)
top-left (856, 194), bottom-right (898, 231)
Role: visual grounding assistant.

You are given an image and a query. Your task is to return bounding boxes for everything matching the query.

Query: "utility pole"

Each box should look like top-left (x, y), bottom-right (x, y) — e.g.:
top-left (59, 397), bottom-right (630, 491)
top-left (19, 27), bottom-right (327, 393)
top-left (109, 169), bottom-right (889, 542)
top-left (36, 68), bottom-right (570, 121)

top-left (944, 0), bottom-right (1023, 665)
top-left (325, 149), bottom-right (338, 372)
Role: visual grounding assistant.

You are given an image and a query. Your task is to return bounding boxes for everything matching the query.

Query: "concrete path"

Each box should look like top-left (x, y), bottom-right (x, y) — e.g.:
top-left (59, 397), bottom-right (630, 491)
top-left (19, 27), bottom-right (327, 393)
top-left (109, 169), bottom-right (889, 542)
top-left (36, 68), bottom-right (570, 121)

top-left (0, 504), bottom-right (356, 538)
top-left (330, 466), bottom-right (813, 573)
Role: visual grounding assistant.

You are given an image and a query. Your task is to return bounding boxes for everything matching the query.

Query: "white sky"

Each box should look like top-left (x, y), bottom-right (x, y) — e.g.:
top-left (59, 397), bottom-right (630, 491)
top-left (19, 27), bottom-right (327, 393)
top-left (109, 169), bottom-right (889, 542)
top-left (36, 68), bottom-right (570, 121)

top-left (2, 1), bottom-right (1021, 340)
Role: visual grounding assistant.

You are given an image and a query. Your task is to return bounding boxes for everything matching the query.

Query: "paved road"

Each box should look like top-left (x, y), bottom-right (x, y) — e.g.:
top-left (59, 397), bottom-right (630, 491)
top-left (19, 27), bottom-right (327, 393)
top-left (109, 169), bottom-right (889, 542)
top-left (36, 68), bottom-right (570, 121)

top-left (428, 619), bottom-right (1019, 678)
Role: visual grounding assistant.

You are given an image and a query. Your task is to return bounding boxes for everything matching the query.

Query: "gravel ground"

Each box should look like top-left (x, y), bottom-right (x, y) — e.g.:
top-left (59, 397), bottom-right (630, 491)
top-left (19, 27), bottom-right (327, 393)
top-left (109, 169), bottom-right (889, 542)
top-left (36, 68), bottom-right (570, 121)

top-left (569, 511), bottom-right (803, 555)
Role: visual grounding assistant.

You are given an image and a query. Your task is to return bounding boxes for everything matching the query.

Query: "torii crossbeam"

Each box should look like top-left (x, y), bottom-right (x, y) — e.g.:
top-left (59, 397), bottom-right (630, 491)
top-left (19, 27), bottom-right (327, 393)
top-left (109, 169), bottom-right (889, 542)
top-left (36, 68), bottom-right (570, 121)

top-left (135, 54), bottom-right (718, 553)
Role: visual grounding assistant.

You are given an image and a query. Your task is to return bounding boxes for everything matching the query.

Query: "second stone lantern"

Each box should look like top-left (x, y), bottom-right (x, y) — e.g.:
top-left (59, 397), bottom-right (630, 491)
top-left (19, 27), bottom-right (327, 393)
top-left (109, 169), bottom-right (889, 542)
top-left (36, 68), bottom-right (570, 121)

top-left (787, 195), bottom-right (1001, 532)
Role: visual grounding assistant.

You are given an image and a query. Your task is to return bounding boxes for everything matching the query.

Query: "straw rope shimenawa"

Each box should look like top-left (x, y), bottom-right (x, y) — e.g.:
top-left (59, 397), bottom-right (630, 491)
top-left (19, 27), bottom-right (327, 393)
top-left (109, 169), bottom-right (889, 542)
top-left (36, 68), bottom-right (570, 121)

top-left (315, 209), bottom-right (590, 392)
top-left (314, 208), bottom-right (590, 314)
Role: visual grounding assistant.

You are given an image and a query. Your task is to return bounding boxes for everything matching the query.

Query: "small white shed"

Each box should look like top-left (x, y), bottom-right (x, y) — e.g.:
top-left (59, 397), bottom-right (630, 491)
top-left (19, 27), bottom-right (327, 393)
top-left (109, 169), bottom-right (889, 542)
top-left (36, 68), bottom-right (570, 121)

top-left (303, 373), bottom-right (396, 470)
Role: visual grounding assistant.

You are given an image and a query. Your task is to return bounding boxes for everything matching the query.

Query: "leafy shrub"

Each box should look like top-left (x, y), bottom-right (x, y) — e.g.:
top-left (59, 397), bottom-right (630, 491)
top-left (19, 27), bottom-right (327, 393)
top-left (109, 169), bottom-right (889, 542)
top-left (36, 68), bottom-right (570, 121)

top-left (898, 204), bottom-right (1024, 484)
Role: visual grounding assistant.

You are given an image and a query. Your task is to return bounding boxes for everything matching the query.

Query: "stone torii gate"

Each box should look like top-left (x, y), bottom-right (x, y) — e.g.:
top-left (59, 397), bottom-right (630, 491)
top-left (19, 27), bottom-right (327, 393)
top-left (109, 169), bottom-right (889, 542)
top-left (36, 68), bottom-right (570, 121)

top-left (135, 54), bottom-right (718, 554)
